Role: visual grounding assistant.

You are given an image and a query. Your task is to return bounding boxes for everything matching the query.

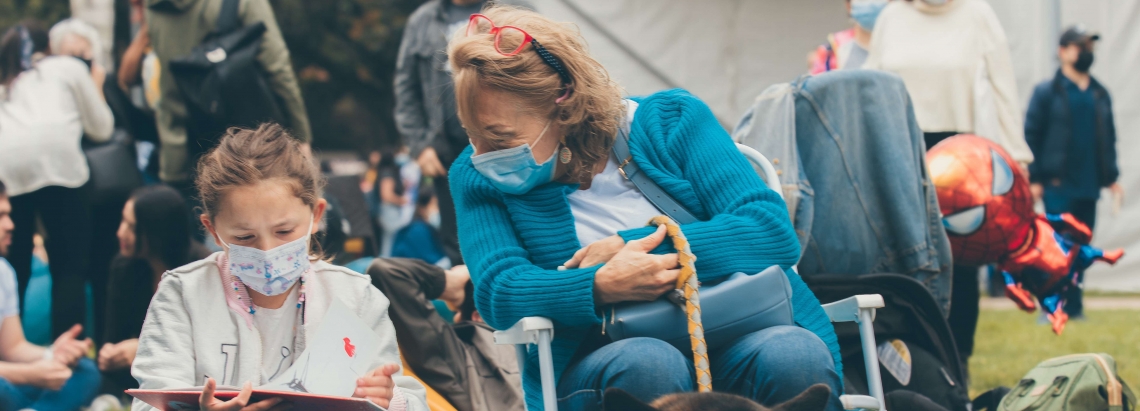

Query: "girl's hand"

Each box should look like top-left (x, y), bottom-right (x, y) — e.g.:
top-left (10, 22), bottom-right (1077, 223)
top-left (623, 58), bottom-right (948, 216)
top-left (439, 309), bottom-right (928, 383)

top-left (199, 379), bottom-right (292, 411)
top-left (564, 235), bottom-right (626, 269)
top-left (593, 225), bottom-right (680, 305)
top-left (354, 364), bottom-right (401, 407)
top-left (25, 360), bottom-right (72, 390)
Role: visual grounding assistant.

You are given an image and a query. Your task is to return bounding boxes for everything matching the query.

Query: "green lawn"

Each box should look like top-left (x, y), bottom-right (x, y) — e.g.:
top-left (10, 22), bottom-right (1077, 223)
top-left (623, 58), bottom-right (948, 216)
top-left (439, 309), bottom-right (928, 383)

top-left (970, 309), bottom-right (1140, 397)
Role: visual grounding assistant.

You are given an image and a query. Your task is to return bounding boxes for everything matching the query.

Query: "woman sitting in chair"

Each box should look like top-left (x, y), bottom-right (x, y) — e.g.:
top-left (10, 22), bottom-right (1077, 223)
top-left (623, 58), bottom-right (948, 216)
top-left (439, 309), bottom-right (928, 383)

top-left (447, 6), bottom-right (842, 411)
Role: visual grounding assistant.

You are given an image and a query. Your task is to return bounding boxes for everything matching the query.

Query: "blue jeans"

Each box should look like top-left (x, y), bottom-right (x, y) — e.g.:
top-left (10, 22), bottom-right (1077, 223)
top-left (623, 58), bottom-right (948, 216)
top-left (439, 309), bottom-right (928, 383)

top-left (556, 326), bottom-right (843, 411)
top-left (0, 358), bottom-right (102, 411)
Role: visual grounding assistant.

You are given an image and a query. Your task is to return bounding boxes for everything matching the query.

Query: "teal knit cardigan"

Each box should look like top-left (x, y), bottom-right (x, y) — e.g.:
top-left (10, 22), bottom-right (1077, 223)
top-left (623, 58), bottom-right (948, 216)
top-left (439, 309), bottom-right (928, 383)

top-left (449, 89), bottom-right (840, 410)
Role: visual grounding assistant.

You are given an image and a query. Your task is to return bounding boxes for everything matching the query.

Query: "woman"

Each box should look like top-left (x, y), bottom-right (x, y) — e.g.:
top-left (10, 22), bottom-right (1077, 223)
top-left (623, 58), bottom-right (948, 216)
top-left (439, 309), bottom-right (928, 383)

top-left (447, 6), bottom-right (842, 410)
top-left (0, 21), bottom-right (114, 339)
top-left (96, 185), bottom-right (210, 399)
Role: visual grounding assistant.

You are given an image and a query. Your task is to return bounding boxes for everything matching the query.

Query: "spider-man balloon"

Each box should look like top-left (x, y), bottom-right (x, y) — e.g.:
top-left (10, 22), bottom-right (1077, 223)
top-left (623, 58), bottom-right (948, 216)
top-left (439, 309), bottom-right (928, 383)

top-left (928, 135), bottom-right (1123, 334)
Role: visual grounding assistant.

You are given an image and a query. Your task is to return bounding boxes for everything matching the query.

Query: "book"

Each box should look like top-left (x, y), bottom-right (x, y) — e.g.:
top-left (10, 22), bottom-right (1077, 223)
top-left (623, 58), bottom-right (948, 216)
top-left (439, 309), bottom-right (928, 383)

top-left (129, 299), bottom-right (388, 410)
top-left (127, 387), bottom-right (386, 411)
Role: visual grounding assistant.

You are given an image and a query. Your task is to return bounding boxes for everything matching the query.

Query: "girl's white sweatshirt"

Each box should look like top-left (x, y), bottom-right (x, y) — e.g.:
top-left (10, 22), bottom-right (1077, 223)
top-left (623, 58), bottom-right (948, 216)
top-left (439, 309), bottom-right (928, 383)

top-left (131, 252), bottom-right (427, 411)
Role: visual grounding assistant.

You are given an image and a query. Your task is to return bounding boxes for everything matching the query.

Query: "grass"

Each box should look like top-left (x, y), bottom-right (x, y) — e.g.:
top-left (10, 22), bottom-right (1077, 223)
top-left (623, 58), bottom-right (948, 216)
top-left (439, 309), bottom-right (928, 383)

top-left (969, 309), bottom-right (1140, 397)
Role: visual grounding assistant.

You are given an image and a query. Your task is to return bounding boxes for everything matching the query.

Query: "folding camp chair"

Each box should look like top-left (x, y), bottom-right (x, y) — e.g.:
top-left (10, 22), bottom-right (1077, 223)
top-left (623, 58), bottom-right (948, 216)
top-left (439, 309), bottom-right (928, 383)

top-left (493, 145), bottom-right (888, 411)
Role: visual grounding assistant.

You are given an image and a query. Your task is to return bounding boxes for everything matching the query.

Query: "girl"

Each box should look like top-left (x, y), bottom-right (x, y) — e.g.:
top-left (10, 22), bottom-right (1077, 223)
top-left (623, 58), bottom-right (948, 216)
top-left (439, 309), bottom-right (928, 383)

top-left (448, 6), bottom-right (841, 411)
top-left (131, 124), bottom-right (427, 411)
top-left (98, 185), bottom-right (211, 399)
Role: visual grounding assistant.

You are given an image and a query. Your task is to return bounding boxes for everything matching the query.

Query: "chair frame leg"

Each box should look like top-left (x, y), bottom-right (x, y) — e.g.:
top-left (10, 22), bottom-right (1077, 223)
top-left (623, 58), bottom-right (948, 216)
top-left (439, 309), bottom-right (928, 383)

top-left (859, 309), bottom-right (887, 411)
top-left (537, 329), bottom-right (557, 411)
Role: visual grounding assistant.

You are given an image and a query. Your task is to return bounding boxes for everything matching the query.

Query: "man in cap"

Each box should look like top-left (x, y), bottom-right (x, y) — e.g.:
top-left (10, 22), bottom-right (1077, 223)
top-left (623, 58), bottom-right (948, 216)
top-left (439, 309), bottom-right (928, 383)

top-left (1024, 25), bottom-right (1122, 319)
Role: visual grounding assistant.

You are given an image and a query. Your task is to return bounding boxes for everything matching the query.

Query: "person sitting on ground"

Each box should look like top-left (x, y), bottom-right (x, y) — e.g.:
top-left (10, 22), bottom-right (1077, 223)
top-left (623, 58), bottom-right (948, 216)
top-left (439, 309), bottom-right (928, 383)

top-left (369, 259), bottom-right (524, 411)
top-left (391, 183), bottom-right (448, 267)
top-left (96, 185), bottom-right (211, 398)
top-left (130, 124), bottom-right (427, 411)
top-left (447, 6), bottom-right (842, 410)
top-left (0, 179), bottom-right (102, 411)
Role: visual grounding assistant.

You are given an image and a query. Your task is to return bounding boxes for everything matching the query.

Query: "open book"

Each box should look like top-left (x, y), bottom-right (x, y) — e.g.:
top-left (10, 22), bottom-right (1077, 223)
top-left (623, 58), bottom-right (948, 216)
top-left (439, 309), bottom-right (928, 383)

top-left (129, 300), bottom-right (386, 410)
top-left (127, 387), bottom-right (385, 411)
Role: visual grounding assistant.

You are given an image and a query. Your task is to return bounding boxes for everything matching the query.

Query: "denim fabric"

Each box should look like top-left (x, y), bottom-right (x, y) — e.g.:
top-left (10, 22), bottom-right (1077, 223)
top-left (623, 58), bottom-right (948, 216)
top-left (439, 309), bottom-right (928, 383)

top-left (0, 358), bottom-right (102, 411)
top-left (557, 327), bottom-right (842, 411)
top-left (734, 70), bottom-right (953, 313)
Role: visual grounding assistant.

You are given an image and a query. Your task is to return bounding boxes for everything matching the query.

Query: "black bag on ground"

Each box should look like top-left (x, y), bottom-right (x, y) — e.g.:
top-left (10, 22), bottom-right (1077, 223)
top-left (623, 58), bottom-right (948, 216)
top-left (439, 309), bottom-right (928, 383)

top-left (169, 0), bottom-right (285, 159)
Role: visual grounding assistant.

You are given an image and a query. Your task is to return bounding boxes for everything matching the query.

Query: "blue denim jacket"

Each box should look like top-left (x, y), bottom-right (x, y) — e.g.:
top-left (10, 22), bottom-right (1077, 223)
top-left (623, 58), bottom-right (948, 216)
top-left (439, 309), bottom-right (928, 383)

top-left (734, 69), bottom-right (953, 314)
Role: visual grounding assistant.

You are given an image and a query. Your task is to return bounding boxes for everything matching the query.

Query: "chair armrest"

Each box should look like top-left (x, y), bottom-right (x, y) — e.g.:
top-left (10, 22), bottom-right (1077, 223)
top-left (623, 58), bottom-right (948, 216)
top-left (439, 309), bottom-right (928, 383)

top-left (493, 316), bottom-right (555, 345)
top-left (823, 294), bottom-right (885, 323)
top-left (840, 394), bottom-right (881, 410)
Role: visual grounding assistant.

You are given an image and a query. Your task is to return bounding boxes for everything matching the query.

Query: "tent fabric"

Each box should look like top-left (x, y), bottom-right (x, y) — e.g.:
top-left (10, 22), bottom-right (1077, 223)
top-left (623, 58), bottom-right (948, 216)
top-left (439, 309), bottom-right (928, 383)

top-left (531, 0), bottom-right (1139, 290)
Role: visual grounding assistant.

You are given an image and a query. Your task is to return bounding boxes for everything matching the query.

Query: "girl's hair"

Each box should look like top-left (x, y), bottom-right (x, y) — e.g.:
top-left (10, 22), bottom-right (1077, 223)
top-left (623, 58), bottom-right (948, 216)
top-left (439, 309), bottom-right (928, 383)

top-left (130, 185), bottom-right (195, 269)
top-left (196, 124), bottom-right (325, 252)
top-left (448, 5), bottom-right (625, 184)
top-left (0, 20), bottom-right (49, 87)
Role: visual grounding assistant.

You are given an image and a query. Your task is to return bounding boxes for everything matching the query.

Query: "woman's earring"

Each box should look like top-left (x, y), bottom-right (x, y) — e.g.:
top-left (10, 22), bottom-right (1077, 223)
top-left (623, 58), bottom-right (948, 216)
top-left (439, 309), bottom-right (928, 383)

top-left (559, 146), bottom-right (573, 164)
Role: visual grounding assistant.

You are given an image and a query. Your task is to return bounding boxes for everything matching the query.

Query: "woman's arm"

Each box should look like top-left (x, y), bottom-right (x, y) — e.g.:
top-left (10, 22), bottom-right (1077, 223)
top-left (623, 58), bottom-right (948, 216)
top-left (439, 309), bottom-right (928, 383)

top-left (131, 275), bottom-right (198, 411)
top-left (58, 57), bottom-right (114, 142)
top-left (450, 165), bottom-right (604, 331)
top-left (978, 2), bottom-right (1033, 164)
top-left (617, 91), bottom-right (801, 281)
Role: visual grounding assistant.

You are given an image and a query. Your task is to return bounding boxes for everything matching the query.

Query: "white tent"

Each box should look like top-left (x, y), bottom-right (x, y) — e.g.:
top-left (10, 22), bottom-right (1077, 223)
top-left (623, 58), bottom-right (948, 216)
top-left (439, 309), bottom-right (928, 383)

top-left (530, 0), bottom-right (1140, 291)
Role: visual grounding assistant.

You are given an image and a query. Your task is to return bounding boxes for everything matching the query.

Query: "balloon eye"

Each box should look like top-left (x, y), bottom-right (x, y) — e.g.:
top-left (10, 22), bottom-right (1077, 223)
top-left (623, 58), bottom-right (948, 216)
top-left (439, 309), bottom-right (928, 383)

top-left (991, 149), bottom-right (1013, 196)
top-left (943, 205), bottom-right (986, 235)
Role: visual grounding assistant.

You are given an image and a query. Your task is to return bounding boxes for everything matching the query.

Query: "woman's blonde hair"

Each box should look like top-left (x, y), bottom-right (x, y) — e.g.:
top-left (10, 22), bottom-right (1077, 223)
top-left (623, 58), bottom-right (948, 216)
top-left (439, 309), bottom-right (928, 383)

top-left (448, 5), bottom-right (624, 183)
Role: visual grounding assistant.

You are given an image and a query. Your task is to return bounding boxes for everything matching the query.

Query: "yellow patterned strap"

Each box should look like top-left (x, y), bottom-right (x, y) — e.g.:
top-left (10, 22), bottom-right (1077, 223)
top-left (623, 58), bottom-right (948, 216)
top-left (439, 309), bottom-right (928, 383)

top-left (649, 216), bottom-right (712, 392)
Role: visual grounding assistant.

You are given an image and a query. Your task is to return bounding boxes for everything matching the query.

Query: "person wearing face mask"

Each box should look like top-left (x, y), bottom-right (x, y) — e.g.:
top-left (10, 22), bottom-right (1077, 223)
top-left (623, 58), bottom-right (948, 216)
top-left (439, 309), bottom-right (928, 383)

top-left (810, 0), bottom-right (888, 74)
top-left (130, 124), bottom-right (428, 411)
top-left (449, 6), bottom-right (842, 411)
top-left (1024, 26), bottom-right (1121, 320)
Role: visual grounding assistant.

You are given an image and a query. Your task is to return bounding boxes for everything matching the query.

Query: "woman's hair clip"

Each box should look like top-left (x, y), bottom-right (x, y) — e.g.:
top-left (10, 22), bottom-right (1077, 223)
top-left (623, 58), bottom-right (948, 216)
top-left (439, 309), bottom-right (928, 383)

top-left (531, 39), bottom-right (573, 102)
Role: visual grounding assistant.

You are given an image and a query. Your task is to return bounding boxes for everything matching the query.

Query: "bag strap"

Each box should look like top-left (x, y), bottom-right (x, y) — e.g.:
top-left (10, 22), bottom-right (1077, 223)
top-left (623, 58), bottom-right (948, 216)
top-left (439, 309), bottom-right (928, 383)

top-left (215, 0), bottom-right (242, 35)
top-left (1120, 378), bottom-right (1136, 411)
top-left (612, 125), bottom-right (699, 224)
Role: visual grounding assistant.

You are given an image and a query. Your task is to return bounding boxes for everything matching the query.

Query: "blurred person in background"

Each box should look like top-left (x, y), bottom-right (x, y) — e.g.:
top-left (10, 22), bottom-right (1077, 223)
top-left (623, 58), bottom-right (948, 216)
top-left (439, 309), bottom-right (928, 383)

top-left (810, 0), bottom-right (889, 74)
top-left (864, 0), bottom-right (1033, 369)
top-left (1024, 26), bottom-right (1121, 320)
top-left (0, 179), bottom-right (102, 411)
top-left (392, 183), bottom-right (448, 267)
top-left (95, 185), bottom-right (210, 403)
top-left (145, 0), bottom-right (311, 209)
top-left (378, 147), bottom-right (421, 257)
top-left (0, 21), bottom-right (114, 339)
top-left (395, 0), bottom-right (531, 266)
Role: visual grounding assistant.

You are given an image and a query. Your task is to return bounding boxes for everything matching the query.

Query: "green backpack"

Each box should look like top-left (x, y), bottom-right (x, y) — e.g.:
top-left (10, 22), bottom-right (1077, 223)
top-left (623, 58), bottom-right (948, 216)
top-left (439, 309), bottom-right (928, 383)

top-left (999, 353), bottom-right (1136, 411)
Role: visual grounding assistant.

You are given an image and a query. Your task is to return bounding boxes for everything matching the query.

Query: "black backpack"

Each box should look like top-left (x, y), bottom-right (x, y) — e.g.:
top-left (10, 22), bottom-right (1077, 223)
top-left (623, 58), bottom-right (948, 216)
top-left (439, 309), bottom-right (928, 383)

top-left (169, 0), bottom-right (286, 160)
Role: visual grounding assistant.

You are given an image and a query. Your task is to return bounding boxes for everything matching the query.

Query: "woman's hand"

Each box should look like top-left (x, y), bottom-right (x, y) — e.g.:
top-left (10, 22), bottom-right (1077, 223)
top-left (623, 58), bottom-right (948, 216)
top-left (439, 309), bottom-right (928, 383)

top-left (51, 324), bottom-right (93, 367)
top-left (440, 265), bottom-right (470, 312)
top-left (97, 338), bottom-right (138, 371)
top-left (199, 379), bottom-right (291, 411)
top-left (564, 235), bottom-right (626, 269)
top-left (593, 225), bottom-right (680, 305)
top-left (354, 364), bottom-right (401, 407)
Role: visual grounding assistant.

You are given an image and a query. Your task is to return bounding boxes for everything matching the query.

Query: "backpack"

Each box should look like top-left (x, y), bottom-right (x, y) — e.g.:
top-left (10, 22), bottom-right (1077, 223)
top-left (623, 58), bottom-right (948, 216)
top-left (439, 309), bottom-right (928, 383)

top-left (169, 0), bottom-right (286, 160)
top-left (998, 353), bottom-right (1136, 411)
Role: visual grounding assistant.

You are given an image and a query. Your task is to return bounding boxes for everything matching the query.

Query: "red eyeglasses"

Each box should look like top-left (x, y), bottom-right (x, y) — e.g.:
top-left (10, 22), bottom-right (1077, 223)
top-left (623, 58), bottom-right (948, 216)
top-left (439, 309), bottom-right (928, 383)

top-left (466, 14), bottom-right (535, 57)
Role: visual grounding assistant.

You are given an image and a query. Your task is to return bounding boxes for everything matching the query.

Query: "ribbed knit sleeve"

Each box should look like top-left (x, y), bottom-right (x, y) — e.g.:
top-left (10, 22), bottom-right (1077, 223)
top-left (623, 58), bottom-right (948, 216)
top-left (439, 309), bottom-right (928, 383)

top-left (616, 90), bottom-right (801, 279)
top-left (449, 157), bottom-right (603, 331)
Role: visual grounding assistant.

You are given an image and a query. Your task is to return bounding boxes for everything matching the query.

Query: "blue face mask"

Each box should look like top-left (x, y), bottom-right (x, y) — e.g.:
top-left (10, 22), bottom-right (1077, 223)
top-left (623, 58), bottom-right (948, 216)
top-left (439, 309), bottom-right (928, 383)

top-left (851, 0), bottom-right (888, 31)
top-left (471, 121), bottom-right (557, 195)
